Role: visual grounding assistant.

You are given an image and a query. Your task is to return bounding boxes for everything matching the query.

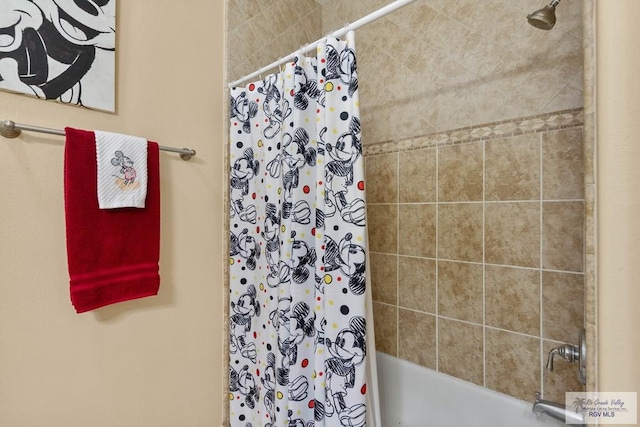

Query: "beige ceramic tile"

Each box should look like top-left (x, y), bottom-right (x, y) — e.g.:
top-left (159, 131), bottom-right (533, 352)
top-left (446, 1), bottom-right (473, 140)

top-left (584, 184), bottom-right (595, 256)
top-left (542, 128), bottom-right (584, 200)
top-left (502, 67), bottom-right (569, 119)
top-left (398, 256), bottom-right (436, 314)
top-left (485, 202), bottom-right (540, 268)
top-left (460, 34), bottom-right (505, 80)
top-left (452, 84), bottom-right (512, 132)
top-left (385, 1), bottom-right (438, 36)
top-left (438, 318), bottom-right (484, 386)
top-left (322, 0), bottom-right (387, 32)
top-left (398, 204), bottom-right (436, 258)
top-left (405, 49), bottom-right (457, 90)
top-left (230, 22), bottom-right (262, 63)
top-left (438, 203), bottom-right (483, 262)
top-left (438, 261), bottom-right (483, 324)
top-left (367, 204), bottom-right (397, 254)
top-left (248, 10), bottom-right (280, 42)
top-left (398, 309), bottom-right (436, 369)
top-left (399, 149), bottom-right (437, 203)
top-left (485, 328), bottom-right (540, 401)
top-left (254, 0), bottom-right (279, 10)
top-left (228, 0), bottom-right (262, 30)
top-left (365, 153), bottom-right (398, 203)
top-left (485, 3), bottom-right (547, 57)
top-left (438, 142), bottom-right (484, 202)
top-left (543, 30), bottom-right (584, 85)
top-left (355, 19), bottom-right (387, 54)
top-left (485, 265), bottom-right (540, 336)
top-left (584, 253), bottom-right (596, 326)
top-left (485, 134), bottom-right (540, 201)
top-left (390, 97), bottom-right (440, 143)
top-left (542, 271), bottom-right (584, 344)
top-left (436, 0), bottom-right (476, 23)
top-left (423, 90), bottom-right (464, 133)
top-left (543, 340), bottom-right (585, 403)
top-left (263, 3), bottom-right (293, 39)
top-left (373, 302), bottom-right (397, 356)
top-left (371, 20), bottom-right (419, 65)
top-left (370, 253), bottom-right (397, 305)
top-left (542, 202), bottom-right (584, 272)
top-left (290, 0), bottom-right (318, 21)
top-left (360, 105), bottom-right (395, 145)
top-left (544, 84), bottom-right (584, 115)
top-left (424, 11), bottom-right (479, 66)
top-left (585, 320), bottom-right (597, 393)
top-left (583, 111), bottom-right (595, 185)
top-left (460, 0), bottom-right (505, 36)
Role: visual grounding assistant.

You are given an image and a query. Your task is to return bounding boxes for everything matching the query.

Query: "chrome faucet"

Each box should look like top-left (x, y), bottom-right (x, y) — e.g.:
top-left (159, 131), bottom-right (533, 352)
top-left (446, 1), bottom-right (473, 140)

top-left (532, 392), bottom-right (585, 425)
top-left (532, 330), bottom-right (588, 424)
top-left (546, 343), bottom-right (579, 371)
top-left (545, 329), bottom-right (587, 384)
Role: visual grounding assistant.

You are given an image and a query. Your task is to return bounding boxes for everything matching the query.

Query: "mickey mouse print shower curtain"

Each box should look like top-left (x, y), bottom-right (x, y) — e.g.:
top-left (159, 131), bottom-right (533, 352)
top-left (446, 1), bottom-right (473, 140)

top-left (228, 32), bottom-right (370, 427)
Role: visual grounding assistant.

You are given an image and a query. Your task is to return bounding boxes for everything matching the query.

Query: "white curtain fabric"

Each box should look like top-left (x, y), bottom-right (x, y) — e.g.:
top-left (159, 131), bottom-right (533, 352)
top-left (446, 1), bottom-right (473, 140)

top-left (229, 32), bottom-right (369, 427)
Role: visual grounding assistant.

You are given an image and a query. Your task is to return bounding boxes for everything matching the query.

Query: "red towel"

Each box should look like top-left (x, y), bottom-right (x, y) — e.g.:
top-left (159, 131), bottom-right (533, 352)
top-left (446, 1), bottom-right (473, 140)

top-left (64, 128), bottom-right (160, 313)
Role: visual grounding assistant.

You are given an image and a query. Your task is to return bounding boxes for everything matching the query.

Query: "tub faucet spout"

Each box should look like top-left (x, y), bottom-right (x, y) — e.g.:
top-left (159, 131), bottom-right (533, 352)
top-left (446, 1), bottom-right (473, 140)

top-left (532, 392), bottom-right (584, 426)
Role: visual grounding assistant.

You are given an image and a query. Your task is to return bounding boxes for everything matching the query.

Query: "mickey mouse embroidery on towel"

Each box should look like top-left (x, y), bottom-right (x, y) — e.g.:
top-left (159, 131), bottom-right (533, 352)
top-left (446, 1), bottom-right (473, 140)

top-left (110, 151), bottom-right (138, 188)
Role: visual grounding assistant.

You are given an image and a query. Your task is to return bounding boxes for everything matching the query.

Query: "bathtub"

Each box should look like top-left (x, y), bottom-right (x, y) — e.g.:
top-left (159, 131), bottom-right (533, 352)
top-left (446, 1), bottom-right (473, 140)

top-left (375, 352), bottom-right (565, 427)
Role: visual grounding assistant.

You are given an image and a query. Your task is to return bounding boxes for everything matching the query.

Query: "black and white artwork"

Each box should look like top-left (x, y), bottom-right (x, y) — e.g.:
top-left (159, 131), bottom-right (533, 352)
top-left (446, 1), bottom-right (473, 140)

top-left (0, 0), bottom-right (116, 112)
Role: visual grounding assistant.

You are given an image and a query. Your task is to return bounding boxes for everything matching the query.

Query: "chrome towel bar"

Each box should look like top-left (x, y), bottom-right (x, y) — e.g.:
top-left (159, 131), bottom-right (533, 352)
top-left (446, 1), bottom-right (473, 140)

top-left (1, 120), bottom-right (196, 161)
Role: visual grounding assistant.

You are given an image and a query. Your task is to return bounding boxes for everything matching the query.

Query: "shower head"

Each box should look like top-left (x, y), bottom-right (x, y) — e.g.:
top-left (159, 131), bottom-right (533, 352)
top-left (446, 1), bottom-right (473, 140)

top-left (527, 0), bottom-right (561, 30)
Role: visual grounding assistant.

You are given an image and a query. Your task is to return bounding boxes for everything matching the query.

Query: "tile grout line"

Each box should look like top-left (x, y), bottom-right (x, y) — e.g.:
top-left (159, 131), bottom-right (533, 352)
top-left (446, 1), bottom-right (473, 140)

top-left (369, 197), bottom-right (587, 206)
top-left (380, 306), bottom-right (559, 341)
top-left (482, 139), bottom-right (487, 389)
top-left (369, 251), bottom-right (584, 272)
top-left (396, 152), bottom-right (400, 359)
top-left (539, 132), bottom-right (545, 398)
top-left (435, 144), bottom-right (439, 373)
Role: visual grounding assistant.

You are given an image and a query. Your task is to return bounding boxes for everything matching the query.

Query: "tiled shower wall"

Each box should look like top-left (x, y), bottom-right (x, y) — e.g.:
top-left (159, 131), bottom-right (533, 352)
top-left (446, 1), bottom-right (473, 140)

top-left (322, 0), bottom-right (583, 143)
top-left (226, 0), bottom-right (588, 406)
top-left (227, 0), bottom-right (322, 83)
top-left (365, 110), bottom-right (586, 402)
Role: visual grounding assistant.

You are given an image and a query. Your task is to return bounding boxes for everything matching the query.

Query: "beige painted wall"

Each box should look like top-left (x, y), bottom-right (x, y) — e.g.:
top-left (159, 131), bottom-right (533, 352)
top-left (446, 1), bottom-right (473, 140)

top-left (0, 2), bottom-right (225, 426)
top-left (597, 0), bottom-right (640, 423)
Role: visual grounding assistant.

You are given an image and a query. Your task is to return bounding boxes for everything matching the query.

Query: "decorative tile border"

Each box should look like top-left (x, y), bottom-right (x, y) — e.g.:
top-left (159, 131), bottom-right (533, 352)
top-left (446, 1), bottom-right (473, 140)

top-left (364, 108), bottom-right (584, 157)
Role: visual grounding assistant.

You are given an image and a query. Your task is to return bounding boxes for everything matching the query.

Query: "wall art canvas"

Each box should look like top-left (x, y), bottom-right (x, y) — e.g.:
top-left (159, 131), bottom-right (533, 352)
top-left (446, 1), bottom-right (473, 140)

top-left (0, 0), bottom-right (116, 112)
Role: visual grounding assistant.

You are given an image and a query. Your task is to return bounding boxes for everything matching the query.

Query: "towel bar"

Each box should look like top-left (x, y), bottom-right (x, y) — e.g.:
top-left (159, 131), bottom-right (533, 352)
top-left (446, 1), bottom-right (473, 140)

top-left (1, 119), bottom-right (196, 161)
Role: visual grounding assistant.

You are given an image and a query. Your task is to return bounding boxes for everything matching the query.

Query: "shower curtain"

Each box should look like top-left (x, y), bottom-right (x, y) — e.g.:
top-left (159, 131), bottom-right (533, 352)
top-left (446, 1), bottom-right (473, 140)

top-left (229, 32), bottom-right (369, 427)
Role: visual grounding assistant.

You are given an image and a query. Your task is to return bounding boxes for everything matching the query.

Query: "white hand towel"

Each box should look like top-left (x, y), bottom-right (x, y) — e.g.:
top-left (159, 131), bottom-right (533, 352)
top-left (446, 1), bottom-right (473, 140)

top-left (95, 130), bottom-right (148, 209)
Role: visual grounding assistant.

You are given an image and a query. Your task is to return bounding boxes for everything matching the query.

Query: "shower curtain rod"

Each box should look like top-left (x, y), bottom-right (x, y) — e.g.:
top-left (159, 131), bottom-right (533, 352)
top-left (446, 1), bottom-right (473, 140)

top-left (228, 0), bottom-right (419, 88)
top-left (0, 120), bottom-right (196, 160)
